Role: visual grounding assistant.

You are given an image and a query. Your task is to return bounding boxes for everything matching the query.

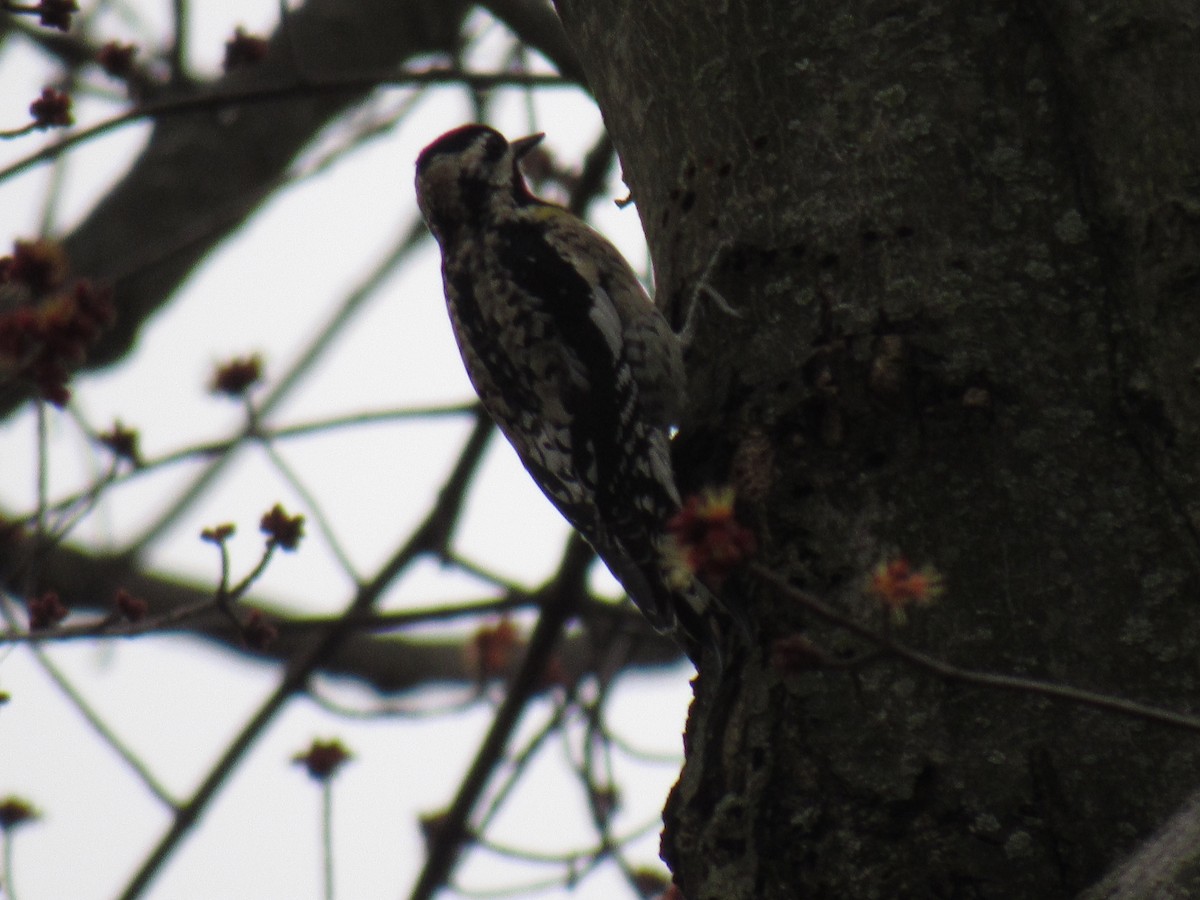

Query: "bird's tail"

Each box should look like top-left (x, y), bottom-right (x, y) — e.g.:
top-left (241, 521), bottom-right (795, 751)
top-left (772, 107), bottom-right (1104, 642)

top-left (595, 537), bottom-right (749, 671)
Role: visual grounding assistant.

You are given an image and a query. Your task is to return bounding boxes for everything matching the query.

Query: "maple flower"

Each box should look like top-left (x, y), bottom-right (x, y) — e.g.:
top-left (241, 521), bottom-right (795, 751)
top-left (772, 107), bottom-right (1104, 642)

top-left (29, 87), bottom-right (72, 128)
top-left (665, 486), bottom-right (757, 588)
top-left (869, 557), bottom-right (944, 624)
top-left (200, 523), bottom-right (236, 544)
top-left (28, 591), bottom-right (68, 629)
top-left (468, 618), bottom-right (522, 679)
top-left (293, 739), bottom-right (352, 782)
top-left (223, 27), bottom-right (268, 71)
top-left (209, 354), bottom-right (263, 397)
top-left (0, 796), bottom-right (39, 831)
top-left (260, 504), bottom-right (304, 551)
top-left (97, 42), bottom-right (137, 78)
top-left (97, 421), bottom-right (140, 463)
top-left (114, 588), bottom-right (148, 622)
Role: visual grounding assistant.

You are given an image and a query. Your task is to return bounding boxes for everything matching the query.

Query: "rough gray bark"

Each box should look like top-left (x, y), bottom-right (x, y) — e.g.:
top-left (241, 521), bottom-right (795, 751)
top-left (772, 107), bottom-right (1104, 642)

top-left (555, 1), bottom-right (1200, 897)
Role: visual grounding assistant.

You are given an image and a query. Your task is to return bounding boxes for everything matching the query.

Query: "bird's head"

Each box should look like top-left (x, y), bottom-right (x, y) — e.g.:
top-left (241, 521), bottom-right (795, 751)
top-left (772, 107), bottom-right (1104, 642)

top-left (415, 124), bottom-right (545, 240)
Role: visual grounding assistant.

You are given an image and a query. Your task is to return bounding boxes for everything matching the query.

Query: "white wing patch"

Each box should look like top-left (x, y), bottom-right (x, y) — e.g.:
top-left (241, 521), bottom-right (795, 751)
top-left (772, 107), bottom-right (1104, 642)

top-left (646, 431), bottom-right (679, 506)
top-left (588, 285), bottom-right (624, 357)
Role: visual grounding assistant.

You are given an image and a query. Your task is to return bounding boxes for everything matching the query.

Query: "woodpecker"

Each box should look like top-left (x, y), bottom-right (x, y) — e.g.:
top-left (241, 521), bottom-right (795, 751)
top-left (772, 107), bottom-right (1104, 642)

top-left (415, 124), bottom-right (728, 661)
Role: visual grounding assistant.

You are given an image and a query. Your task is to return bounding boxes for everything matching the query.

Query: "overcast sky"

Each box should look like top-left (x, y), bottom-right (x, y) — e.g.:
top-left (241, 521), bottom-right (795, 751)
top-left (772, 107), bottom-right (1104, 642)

top-left (0, 4), bottom-right (693, 899)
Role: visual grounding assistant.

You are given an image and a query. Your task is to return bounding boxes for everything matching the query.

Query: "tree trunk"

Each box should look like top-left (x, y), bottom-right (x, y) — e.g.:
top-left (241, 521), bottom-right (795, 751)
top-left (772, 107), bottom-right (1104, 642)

top-left (555, 1), bottom-right (1200, 897)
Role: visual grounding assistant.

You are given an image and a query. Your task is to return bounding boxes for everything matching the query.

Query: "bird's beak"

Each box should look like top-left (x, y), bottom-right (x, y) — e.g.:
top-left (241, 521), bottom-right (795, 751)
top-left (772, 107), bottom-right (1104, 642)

top-left (511, 133), bottom-right (545, 159)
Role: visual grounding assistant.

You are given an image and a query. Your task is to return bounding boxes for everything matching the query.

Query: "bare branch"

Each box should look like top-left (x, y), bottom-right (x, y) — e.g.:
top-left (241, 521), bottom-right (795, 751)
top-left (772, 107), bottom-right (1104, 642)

top-left (1078, 789), bottom-right (1200, 900)
top-left (1, 0), bottom-right (478, 420)
top-left (408, 535), bottom-right (594, 900)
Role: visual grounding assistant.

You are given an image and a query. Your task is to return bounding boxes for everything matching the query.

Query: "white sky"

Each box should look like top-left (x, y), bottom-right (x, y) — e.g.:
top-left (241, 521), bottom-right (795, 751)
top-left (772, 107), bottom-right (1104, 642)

top-left (0, 4), bottom-right (693, 899)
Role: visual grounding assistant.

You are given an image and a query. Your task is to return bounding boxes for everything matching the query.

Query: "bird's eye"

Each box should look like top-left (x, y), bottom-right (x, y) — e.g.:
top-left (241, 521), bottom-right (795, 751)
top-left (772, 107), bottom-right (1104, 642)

top-left (482, 132), bottom-right (509, 163)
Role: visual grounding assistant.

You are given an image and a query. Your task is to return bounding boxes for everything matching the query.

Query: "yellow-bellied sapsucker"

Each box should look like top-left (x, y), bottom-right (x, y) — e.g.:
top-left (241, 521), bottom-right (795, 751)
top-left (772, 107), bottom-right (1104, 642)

top-left (415, 124), bottom-right (724, 659)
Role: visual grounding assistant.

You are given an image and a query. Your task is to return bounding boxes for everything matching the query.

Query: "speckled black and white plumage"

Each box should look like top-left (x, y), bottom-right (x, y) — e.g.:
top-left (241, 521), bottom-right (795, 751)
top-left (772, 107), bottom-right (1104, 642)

top-left (415, 124), bottom-right (714, 650)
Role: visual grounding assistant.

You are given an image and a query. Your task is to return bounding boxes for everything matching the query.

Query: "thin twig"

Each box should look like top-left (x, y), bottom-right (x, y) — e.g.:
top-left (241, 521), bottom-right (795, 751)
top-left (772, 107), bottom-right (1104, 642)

top-left (0, 70), bottom-right (572, 185)
top-left (305, 681), bottom-right (485, 721)
top-left (258, 438), bottom-right (360, 582)
top-left (169, 0), bottom-right (187, 83)
top-left (34, 401), bottom-right (48, 553)
top-left (0, 590), bottom-right (533, 646)
top-left (474, 694), bottom-right (570, 833)
top-left (0, 592), bottom-right (177, 807)
top-left (407, 538), bottom-right (592, 900)
top-left (753, 563), bottom-right (1200, 734)
top-left (2, 824), bottom-right (16, 900)
top-left (20, 403), bottom-right (476, 529)
top-left (116, 413), bottom-right (494, 899)
top-left (123, 218), bottom-right (431, 555)
top-left (321, 780), bottom-right (335, 900)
